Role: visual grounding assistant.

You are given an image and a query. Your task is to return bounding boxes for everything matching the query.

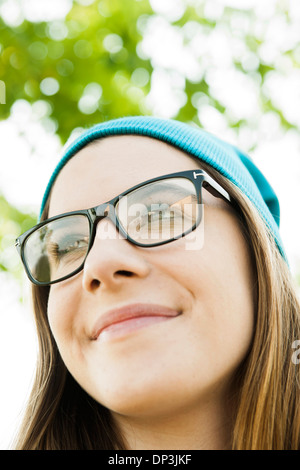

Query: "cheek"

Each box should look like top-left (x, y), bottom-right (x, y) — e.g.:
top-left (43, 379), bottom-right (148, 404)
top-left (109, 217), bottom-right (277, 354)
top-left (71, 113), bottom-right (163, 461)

top-left (161, 213), bottom-right (254, 310)
top-left (199, 212), bottom-right (255, 351)
top-left (47, 281), bottom-right (84, 360)
top-left (159, 209), bottom-right (256, 358)
top-left (48, 285), bottom-right (68, 334)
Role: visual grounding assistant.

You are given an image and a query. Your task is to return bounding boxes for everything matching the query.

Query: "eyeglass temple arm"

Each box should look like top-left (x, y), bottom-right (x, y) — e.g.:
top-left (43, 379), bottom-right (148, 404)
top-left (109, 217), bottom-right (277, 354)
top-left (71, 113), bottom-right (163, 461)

top-left (201, 173), bottom-right (231, 204)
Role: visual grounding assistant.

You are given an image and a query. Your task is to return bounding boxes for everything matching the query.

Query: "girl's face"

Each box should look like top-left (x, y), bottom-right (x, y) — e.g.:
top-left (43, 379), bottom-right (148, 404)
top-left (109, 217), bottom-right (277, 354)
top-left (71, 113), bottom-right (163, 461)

top-left (47, 135), bottom-right (255, 419)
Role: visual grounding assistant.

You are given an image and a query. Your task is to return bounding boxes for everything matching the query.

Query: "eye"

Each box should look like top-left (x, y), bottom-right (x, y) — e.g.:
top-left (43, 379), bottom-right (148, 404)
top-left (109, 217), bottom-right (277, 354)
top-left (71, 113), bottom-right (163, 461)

top-left (48, 236), bottom-right (89, 262)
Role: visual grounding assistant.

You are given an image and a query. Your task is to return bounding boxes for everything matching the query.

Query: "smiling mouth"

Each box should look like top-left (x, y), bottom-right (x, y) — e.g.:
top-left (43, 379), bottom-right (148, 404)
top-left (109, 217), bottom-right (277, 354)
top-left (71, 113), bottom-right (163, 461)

top-left (92, 303), bottom-right (181, 343)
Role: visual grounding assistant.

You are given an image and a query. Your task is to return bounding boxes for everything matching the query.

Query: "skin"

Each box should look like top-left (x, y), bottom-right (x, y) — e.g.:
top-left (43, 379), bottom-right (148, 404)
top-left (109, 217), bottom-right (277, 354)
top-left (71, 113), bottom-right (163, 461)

top-left (47, 135), bottom-right (255, 449)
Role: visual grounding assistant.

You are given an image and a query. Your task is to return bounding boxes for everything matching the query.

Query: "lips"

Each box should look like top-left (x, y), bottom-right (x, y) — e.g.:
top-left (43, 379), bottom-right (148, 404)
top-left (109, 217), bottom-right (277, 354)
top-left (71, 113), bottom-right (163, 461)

top-left (91, 303), bottom-right (181, 342)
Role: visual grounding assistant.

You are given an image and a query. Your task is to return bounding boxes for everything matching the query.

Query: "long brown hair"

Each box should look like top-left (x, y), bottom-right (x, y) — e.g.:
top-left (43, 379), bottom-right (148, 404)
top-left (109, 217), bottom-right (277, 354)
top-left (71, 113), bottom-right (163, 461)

top-left (14, 159), bottom-right (300, 450)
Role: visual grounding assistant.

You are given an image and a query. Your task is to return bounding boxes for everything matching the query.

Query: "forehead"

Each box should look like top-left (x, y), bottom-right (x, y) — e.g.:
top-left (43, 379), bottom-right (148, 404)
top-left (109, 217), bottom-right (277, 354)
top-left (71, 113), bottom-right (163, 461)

top-left (48, 135), bottom-right (200, 217)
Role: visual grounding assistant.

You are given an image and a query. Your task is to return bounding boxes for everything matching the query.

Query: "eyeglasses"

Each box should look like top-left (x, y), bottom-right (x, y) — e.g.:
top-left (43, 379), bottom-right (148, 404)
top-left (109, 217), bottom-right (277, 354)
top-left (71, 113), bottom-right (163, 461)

top-left (15, 169), bottom-right (231, 286)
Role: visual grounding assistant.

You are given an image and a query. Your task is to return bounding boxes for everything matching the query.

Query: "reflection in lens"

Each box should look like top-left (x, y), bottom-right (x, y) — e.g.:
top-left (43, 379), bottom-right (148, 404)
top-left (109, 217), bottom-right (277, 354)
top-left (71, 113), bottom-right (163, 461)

top-left (116, 178), bottom-right (199, 245)
top-left (24, 214), bottom-right (90, 283)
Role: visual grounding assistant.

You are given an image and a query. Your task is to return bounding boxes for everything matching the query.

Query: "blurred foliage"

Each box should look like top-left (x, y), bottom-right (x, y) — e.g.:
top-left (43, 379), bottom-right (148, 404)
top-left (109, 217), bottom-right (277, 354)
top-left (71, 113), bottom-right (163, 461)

top-left (0, 0), bottom-right (154, 141)
top-left (0, 0), bottom-right (299, 283)
top-left (0, 195), bottom-right (36, 280)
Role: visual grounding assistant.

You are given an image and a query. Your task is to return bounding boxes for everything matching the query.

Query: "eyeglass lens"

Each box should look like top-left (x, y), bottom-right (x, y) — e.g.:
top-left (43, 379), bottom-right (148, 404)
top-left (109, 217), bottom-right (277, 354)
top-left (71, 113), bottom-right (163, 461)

top-left (24, 214), bottom-right (90, 283)
top-left (116, 178), bottom-right (198, 244)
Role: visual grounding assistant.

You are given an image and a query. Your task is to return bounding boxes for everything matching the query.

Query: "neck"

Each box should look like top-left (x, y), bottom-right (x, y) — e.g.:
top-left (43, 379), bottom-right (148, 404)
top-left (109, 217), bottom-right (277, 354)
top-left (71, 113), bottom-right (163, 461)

top-left (111, 394), bottom-right (234, 450)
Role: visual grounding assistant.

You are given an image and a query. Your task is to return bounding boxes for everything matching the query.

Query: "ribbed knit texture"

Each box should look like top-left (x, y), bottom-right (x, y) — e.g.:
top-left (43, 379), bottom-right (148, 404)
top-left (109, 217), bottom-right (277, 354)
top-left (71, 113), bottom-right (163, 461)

top-left (40, 116), bottom-right (286, 262)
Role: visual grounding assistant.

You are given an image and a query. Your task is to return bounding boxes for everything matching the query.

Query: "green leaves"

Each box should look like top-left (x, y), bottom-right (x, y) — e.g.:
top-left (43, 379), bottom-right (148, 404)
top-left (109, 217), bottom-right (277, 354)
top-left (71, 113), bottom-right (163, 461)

top-left (0, 195), bottom-right (36, 280)
top-left (0, 0), bottom-right (153, 141)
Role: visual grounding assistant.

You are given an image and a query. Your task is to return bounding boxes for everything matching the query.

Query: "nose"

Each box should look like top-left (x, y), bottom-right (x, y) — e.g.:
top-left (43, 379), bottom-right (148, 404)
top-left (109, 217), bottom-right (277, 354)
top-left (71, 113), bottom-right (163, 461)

top-left (82, 218), bottom-right (151, 293)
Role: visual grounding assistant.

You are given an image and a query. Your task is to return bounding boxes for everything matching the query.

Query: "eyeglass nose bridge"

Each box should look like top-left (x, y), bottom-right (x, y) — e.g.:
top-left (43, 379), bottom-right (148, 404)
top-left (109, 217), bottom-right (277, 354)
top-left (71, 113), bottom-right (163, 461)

top-left (91, 201), bottom-right (118, 227)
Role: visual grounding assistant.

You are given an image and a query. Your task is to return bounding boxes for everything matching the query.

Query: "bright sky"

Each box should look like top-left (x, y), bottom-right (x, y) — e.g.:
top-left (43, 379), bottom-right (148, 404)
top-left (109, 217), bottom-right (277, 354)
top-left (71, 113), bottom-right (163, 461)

top-left (1, 0), bottom-right (300, 449)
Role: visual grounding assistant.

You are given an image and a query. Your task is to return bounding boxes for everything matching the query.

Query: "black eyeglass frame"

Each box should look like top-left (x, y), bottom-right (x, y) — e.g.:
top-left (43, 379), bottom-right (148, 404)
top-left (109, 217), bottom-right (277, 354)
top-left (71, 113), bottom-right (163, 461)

top-left (15, 169), bottom-right (231, 286)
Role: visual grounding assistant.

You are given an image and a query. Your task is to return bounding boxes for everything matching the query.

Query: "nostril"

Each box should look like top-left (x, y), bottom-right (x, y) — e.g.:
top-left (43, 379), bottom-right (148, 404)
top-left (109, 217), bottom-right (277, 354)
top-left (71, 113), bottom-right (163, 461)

top-left (87, 271), bottom-right (133, 291)
top-left (116, 270), bottom-right (134, 277)
top-left (91, 279), bottom-right (100, 290)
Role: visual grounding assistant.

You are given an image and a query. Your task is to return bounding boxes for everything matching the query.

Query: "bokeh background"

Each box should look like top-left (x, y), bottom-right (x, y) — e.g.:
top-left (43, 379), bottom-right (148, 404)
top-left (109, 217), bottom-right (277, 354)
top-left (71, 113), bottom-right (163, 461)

top-left (0, 0), bottom-right (299, 449)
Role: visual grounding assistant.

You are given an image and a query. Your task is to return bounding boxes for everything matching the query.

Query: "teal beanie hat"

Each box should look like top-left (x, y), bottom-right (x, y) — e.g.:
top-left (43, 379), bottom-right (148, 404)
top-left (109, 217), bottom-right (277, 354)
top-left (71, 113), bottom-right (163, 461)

top-left (40, 116), bottom-right (286, 262)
